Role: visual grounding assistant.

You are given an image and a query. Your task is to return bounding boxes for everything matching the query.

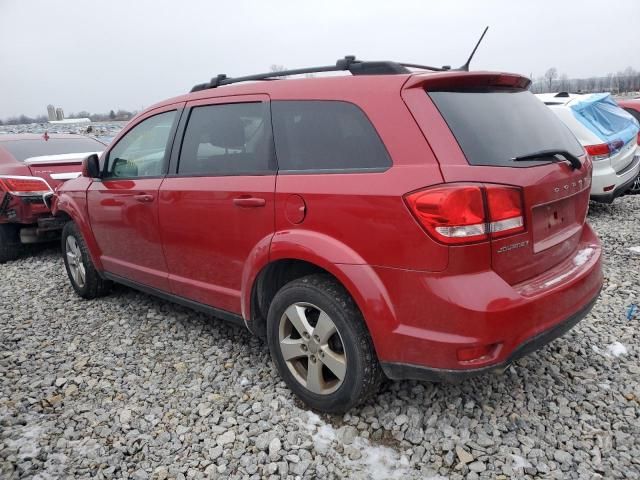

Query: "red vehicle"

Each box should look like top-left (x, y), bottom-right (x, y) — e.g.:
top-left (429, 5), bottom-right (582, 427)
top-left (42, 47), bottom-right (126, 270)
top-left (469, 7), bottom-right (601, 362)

top-left (53, 57), bottom-right (603, 412)
top-left (0, 133), bottom-right (106, 262)
top-left (617, 98), bottom-right (640, 194)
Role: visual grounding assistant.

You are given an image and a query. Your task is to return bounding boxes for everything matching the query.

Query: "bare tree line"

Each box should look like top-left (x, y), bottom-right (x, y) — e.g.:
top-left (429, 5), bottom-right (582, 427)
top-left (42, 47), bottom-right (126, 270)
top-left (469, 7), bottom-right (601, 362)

top-left (531, 66), bottom-right (640, 95)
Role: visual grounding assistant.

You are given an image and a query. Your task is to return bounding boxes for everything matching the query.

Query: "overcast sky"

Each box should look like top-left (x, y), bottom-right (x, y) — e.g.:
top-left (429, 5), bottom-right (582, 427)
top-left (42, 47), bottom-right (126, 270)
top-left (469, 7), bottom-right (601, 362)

top-left (1, 0), bottom-right (638, 119)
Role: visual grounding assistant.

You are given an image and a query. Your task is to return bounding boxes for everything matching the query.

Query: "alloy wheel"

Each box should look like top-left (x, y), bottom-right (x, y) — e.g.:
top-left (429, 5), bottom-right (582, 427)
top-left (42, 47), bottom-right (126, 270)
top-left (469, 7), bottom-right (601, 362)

top-left (65, 236), bottom-right (86, 289)
top-left (278, 302), bottom-right (347, 395)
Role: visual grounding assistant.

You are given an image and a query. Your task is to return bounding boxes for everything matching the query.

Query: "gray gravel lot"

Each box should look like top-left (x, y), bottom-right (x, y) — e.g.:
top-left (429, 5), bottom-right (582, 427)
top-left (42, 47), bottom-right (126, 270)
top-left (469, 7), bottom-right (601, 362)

top-left (1, 196), bottom-right (639, 480)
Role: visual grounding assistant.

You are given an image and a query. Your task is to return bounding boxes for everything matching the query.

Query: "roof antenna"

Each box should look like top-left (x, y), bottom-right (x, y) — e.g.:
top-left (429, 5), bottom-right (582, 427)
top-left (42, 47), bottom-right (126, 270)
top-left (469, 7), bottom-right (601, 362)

top-left (457, 26), bottom-right (489, 71)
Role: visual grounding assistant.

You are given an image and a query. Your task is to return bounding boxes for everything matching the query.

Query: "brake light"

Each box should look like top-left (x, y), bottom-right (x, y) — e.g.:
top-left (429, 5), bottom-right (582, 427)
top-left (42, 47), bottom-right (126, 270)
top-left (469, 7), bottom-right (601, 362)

top-left (485, 186), bottom-right (525, 238)
top-left (405, 184), bottom-right (525, 245)
top-left (0, 176), bottom-right (52, 196)
top-left (585, 139), bottom-right (624, 161)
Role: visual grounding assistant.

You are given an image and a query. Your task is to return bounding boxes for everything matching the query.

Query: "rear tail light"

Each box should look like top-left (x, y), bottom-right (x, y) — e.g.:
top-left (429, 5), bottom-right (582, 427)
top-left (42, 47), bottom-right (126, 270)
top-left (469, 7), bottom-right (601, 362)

top-left (0, 175), bottom-right (52, 196)
top-left (404, 184), bottom-right (525, 245)
top-left (585, 139), bottom-right (624, 161)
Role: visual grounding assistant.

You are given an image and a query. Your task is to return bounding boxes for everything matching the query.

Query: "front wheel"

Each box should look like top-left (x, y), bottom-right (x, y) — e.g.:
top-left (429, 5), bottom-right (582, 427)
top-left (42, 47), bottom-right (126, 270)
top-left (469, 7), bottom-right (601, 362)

top-left (0, 224), bottom-right (22, 263)
top-left (62, 222), bottom-right (111, 299)
top-left (267, 274), bottom-right (382, 413)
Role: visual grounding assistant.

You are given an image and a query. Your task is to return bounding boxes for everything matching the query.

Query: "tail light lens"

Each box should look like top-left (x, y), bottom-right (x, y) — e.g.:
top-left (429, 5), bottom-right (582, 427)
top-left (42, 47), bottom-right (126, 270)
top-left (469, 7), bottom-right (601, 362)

top-left (585, 139), bottom-right (624, 161)
top-left (405, 184), bottom-right (525, 245)
top-left (0, 176), bottom-right (52, 196)
top-left (485, 186), bottom-right (525, 238)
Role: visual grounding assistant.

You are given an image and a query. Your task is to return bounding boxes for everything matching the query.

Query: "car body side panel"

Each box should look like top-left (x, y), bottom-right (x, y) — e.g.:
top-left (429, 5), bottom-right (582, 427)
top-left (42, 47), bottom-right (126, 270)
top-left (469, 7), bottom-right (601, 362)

top-left (52, 177), bottom-right (105, 271)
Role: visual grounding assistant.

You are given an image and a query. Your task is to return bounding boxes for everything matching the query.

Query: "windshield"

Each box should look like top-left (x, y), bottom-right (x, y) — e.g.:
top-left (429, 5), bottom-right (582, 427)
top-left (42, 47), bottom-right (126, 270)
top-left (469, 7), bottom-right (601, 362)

top-left (0, 137), bottom-right (105, 162)
top-left (429, 89), bottom-right (583, 167)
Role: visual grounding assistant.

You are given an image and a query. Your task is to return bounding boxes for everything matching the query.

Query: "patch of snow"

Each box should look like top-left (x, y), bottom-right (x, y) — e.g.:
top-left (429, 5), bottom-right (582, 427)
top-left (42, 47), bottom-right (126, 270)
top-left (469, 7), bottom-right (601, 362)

top-left (573, 247), bottom-right (594, 267)
top-left (351, 438), bottom-right (408, 480)
top-left (303, 411), bottom-right (446, 480)
top-left (4, 424), bottom-right (45, 460)
top-left (628, 246), bottom-right (640, 254)
top-left (511, 454), bottom-right (532, 470)
top-left (606, 341), bottom-right (627, 357)
top-left (593, 342), bottom-right (628, 358)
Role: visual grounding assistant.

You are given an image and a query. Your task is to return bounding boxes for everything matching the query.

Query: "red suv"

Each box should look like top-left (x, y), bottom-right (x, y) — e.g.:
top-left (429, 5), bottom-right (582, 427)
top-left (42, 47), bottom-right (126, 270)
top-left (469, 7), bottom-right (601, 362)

top-left (53, 58), bottom-right (603, 412)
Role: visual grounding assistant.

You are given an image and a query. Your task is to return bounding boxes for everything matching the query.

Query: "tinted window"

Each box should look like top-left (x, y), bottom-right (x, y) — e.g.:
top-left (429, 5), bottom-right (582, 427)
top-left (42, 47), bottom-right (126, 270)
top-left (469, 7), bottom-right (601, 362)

top-left (429, 89), bottom-right (583, 167)
top-left (105, 111), bottom-right (176, 178)
top-left (0, 137), bottom-right (105, 162)
top-left (271, 101), bottom-right (391, 172)
top-left (623, 107), bottom-right (640, 123)
top-left (178, 102), bottom-right (274, 176)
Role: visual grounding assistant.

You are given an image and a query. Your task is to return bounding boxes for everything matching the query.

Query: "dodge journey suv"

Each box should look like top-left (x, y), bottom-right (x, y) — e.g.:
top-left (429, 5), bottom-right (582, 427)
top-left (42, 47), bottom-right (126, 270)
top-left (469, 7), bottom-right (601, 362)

top-left (53, 57), bottom-right (603, 412)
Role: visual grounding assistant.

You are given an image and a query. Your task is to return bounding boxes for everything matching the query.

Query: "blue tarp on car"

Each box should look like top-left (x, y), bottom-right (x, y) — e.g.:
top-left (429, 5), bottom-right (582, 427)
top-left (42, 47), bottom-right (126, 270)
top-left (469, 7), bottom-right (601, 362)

top-left (570, 93), bottom-right (639, 145)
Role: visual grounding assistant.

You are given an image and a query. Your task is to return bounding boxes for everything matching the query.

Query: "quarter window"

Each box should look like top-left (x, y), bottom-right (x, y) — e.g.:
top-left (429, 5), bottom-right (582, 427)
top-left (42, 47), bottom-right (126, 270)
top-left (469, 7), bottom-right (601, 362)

top-left (105, 111), bottom-right (176, 178)
top-left (271, 101), bottom-right (391, 172)
top-left (178, 102), bottom-right (274, 176)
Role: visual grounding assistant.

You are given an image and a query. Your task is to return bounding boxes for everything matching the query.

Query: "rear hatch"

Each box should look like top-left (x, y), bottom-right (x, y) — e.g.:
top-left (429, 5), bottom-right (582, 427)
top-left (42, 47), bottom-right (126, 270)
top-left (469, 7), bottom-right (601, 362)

top-left (402, 72), bottom-right (592, 284)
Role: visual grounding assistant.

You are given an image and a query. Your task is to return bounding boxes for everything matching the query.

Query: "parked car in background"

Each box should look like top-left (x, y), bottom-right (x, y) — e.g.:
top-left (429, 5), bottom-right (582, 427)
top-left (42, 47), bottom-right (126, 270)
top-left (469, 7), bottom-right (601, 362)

top-left (53, 60), bottom-right (602, 412)
top-left (536, 92), bottom-right (640, 203)
top-left (0, 133), bottom-right (105, 262)
top-left (616, 97), bottom-right (640, 194)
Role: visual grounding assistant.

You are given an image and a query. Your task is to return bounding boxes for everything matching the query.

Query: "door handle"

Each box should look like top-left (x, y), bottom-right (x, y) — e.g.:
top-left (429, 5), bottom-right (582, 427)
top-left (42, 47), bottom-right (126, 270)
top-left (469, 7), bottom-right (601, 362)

top-left (233, 196), bottom-right (266, 208)
top-left (134, 194), bottom-right (154, 203)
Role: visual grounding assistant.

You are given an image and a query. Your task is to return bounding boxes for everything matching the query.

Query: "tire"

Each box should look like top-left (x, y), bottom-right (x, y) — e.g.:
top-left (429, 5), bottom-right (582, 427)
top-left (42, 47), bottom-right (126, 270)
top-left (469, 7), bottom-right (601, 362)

top-left (0, 224), bottom-right (22, 263)
top-left (267, 274), bottom-right (383, 413)
top-left (628, 174), bottom-right (640, 196)
top-left (61, 222), bottom-right (111, 299)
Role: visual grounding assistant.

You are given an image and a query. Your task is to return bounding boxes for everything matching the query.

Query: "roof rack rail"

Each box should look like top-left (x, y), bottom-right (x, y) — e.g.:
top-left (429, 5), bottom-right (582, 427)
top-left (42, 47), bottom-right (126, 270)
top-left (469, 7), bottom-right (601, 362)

top-left (189, 56), bottom-right (450, 93)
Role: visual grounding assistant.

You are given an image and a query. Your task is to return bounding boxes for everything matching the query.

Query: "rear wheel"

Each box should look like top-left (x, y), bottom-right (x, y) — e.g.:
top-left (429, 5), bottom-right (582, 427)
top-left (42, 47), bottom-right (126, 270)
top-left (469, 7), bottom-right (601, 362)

top-left (629, 174), bottom-right (640, 195)
top-left (267, 274), bottom-right (382, 413)
top-left (62, 222), bottom-right (111, 299)
top-left (0, 224), bottom-right (22, 263)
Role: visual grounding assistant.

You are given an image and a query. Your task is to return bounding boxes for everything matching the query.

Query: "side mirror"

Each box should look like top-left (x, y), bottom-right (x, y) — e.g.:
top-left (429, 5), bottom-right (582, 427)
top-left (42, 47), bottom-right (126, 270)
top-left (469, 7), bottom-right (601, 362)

top-left (82, 154), bottom-right (100, 178)
top-left (112, 158), bottom-right (138, 177)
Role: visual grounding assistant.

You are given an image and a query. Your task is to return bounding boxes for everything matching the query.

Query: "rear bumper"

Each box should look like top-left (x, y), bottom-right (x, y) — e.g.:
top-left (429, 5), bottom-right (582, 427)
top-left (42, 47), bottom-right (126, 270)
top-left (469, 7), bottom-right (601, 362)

top-left (358, 223), bottom-right (603, 378)
top-left (381, 290), bottom-right (599, 381)
top-left (590, 153), bottom-right (640, 203)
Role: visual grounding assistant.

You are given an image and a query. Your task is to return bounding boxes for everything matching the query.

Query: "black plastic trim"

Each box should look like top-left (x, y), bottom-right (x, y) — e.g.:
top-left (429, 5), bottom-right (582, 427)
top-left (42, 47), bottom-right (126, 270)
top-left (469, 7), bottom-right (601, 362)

top-left (278, 167), bottom-right (390, 175)
top-left (102, 272), bottom-right (246, 328)
top-left (381, 290), bottom-right (600, 382)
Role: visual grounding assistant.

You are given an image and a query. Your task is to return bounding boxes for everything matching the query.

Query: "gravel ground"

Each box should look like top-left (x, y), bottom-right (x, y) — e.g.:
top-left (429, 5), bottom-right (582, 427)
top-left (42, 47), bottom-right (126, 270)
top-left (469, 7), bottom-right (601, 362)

top-left (1, 195), bottom-right (639, 480)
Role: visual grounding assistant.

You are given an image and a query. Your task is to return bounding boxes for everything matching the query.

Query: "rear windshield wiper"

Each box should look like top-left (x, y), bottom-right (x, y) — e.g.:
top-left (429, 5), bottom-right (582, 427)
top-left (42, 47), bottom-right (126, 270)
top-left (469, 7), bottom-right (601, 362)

top-left (511, 149), bottom-right (582, 170)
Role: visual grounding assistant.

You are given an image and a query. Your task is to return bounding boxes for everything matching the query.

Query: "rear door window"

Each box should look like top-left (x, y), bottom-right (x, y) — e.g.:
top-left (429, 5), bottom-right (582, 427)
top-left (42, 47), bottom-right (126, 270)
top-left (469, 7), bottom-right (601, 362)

top-left (178, 102), bottom-right (274, 176)
top-left (429, 89), bottom-right (583, 167)
top-left (271, 100), bottom-right (391, 172)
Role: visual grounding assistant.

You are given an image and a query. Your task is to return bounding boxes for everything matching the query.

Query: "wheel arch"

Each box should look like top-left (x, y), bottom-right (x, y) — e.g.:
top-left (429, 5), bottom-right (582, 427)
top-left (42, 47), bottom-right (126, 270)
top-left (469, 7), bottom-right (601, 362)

top-left (243, 232), bottom-right (398, 359)
top-left (53, 191), bottom-right (104, 271)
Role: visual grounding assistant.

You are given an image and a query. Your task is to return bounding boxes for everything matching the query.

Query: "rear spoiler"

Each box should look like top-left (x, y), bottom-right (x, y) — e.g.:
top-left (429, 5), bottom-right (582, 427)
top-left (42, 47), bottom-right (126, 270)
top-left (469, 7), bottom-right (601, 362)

top-left (23, 151), bottom-right (103, 166)
top-left (404, 71), bottom-right (531, 91)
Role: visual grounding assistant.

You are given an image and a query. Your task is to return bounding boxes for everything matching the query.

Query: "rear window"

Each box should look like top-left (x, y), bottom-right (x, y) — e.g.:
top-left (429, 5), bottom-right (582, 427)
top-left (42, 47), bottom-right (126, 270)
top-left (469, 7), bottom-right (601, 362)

top-left (0, 137), bottom-right (105, 162)
top-left (429, 89), bottom-right (583, 167)
top-left (623, 107), bottom-right (640, 123)
top-left (271, 101), bottom-right (391, 172)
